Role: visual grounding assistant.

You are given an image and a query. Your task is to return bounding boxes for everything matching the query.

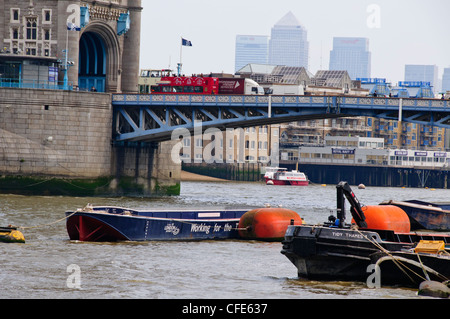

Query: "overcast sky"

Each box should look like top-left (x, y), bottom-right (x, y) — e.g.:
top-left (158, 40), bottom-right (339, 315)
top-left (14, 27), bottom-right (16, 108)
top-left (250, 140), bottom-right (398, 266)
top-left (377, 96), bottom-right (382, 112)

top-left (139, 0), bottom-right (450, 84)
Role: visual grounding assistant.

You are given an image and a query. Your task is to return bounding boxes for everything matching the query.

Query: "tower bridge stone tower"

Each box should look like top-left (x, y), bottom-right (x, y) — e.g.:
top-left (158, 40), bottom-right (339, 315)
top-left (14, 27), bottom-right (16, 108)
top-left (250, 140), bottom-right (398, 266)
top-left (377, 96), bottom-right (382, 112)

top-left (1, 0), bottom-right (142, 93)
top-left (61, 0), bottom-right (142, 93)
top-left (0, 1), bottom-right (181, 196)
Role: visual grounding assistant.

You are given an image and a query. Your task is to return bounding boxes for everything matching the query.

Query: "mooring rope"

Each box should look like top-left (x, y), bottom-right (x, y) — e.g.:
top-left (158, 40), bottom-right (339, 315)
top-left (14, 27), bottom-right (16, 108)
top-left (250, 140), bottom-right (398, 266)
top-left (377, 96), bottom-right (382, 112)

top-left (354, 227), bottom-right (438, 284)
top-left (15, 211), bottom-right (78, 230)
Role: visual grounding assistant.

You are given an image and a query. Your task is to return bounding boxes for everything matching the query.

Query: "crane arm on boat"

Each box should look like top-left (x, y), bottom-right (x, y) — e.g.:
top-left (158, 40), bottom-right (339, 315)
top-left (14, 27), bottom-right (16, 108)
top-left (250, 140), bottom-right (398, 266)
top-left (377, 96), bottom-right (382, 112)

top-left (336, 181), bottom-right (368, 229)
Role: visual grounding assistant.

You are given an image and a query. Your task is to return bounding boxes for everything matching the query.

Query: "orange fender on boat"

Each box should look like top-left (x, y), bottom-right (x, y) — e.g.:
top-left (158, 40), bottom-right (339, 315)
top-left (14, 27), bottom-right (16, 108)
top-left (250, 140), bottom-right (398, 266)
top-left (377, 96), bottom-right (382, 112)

top-left (238, 208), bottom-right (302, 241)
top-left (352, 205), bottom-right (410, 233)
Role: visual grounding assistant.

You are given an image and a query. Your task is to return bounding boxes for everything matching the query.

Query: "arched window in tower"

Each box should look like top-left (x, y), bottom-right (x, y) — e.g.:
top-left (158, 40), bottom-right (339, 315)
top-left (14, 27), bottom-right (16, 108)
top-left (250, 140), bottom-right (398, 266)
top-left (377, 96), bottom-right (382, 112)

top-left (26, 18), bottom-right (37, 40)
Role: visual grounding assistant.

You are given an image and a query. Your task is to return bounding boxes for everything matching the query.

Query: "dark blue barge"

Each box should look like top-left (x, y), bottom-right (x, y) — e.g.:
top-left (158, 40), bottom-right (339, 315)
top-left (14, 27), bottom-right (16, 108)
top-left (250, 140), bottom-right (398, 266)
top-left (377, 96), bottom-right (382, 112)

top-left (66, 205), bottom-right (248, 242)
top-left (381, 200), bottom-right (450, 231)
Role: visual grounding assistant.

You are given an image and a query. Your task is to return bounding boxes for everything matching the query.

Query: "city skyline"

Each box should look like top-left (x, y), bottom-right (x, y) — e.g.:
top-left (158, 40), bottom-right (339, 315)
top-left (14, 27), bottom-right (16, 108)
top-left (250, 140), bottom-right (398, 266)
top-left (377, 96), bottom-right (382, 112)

top-left (139, 0), bottom-right (450, 84)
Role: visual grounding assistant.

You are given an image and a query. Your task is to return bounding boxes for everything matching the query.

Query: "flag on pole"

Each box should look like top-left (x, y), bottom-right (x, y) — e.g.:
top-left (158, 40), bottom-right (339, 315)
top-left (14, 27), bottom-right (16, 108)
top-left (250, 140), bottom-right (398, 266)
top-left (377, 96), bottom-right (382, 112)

top-left (67, 21), bottom-right (81, 31)
top-left (182, 38), bottom-right (192, 47)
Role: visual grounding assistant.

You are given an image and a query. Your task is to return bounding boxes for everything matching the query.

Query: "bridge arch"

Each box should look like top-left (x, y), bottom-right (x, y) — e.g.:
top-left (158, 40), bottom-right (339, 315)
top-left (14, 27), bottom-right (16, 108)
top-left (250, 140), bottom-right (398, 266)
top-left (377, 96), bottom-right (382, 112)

top-left (78, 22), bottom-right (121, 92)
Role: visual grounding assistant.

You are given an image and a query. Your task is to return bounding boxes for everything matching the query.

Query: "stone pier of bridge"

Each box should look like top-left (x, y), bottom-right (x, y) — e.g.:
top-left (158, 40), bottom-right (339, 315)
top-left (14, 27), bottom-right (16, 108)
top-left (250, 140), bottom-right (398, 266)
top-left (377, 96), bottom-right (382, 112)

top-left (0, 88), bottom-right (180, 196)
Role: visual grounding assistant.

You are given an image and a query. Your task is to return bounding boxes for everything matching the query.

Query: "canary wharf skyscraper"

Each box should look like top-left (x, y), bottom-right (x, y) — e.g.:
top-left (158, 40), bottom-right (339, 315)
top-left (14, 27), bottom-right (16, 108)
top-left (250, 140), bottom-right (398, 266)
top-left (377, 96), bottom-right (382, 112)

top-left (443, 68), bottom-right (450, 92)
top-left (269, 12), bottom-right (309, 68)
top-left (235, 35), bottom-right (269, 72)
top-left (329, 37), bottom-right (371, 80)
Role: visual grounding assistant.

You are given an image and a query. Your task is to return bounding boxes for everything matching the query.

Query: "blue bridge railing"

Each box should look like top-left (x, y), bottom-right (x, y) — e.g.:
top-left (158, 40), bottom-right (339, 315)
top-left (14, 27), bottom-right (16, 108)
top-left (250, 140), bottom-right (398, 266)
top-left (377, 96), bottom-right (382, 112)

top-left (112, 94), bottom-right (449, 108)
top-left (0, 78), bottom-right (73, 90)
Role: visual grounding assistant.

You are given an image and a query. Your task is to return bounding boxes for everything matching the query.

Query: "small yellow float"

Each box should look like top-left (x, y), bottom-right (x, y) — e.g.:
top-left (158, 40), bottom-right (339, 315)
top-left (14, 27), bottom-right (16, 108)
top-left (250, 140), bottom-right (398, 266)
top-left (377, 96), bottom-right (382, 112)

top-left (0, 226), bottom-right (25, 243)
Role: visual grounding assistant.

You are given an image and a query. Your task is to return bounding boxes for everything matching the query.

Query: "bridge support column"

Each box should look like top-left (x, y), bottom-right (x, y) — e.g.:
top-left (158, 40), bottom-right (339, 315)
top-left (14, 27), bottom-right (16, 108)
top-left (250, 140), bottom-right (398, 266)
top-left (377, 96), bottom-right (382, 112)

top-left (111, 140), bottom-right (181, 196)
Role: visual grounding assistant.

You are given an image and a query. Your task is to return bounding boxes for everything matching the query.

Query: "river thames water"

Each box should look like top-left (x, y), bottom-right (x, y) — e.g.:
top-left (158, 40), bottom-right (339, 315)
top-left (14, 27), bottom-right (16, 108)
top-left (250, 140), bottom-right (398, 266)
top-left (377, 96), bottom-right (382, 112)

top-left (1, 180), bottom-right (448, 300)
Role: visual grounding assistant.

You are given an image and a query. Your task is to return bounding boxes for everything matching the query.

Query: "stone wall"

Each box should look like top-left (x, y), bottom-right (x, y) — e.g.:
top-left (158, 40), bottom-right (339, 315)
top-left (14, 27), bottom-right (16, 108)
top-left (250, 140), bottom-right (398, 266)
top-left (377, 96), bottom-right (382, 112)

top-left (0, 88), bottom-right (112, 177)
top-left (112, 140), bottom-right (181, 196)
top-left (0, 87), bottom-right (181, 196)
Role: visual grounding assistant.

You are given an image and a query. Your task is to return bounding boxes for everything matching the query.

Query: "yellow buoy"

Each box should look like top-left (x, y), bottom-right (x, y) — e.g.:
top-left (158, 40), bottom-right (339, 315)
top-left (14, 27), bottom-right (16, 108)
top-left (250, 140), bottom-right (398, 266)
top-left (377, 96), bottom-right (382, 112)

top-left (0, 227), bottom-right (25, 243)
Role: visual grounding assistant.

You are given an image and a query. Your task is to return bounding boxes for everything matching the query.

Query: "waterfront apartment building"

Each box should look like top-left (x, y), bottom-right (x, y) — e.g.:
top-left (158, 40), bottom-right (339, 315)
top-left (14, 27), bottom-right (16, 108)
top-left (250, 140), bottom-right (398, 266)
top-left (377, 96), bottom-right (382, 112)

top-left (404, 65), bottom-right (439, 95)
top-left (279, 118), bottom-right (371, 163)
top-left (329, 37), bottom-right (371, 80)
top-left (234, 35), bottom-right (269, 73)
top-left (280, 116), bottom-right (446, 155)
top-left (367, 118), bottom-right (446, 151)
top-left (180, 125), bottom-right (280, 165)
top-left (268, 12), bottom-right (309, 68)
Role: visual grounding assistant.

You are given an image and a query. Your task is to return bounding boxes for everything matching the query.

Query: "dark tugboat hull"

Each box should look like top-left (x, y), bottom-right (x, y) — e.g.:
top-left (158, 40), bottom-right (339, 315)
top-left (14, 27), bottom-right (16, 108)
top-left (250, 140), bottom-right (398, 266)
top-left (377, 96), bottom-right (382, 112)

top-left (282, 225), bottom-right (450, 286)
top-left (282, 225), bottom-right (402, 282)
top-left (370, 251), bottom-right (450, 287)
top-left (287, 253), bottom-right (372, 282)
top-left (281, 182), bottom-right (450, 287)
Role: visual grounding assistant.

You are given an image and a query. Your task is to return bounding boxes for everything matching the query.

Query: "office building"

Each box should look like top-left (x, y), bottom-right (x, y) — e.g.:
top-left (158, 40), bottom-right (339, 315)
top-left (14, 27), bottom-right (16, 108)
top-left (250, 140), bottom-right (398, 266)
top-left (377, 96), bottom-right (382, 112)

top-left (329, 37), bottom-right (371, 79)
top-left (268, 11), bottom-right (309, 68)
top-left (442, 68), bottom-right (450, 92)
top-left (234, 35), bottom-right (269, 72)
top-left (404, 65), bottom-right (439, 94)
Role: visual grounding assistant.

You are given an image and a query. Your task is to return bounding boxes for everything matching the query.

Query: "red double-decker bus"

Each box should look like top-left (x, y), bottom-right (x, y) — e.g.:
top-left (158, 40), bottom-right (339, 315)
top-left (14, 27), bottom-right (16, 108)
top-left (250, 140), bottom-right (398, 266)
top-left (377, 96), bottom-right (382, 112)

top-left (151, 76), bottom-right (219, 94)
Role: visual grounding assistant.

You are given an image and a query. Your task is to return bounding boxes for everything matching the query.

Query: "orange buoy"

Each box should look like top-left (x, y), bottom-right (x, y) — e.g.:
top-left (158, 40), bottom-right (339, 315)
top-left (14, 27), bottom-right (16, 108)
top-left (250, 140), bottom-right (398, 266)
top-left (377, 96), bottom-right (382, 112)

top-left (238, 207), bottom-right (302, 241)
top-left (352, 205), bottom-right (410, 233)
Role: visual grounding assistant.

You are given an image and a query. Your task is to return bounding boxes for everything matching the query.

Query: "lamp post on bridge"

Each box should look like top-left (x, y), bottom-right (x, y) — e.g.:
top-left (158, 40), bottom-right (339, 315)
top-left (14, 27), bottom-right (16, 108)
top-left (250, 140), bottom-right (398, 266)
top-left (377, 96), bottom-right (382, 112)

top-left (61, 48), bottom-right (75, 91)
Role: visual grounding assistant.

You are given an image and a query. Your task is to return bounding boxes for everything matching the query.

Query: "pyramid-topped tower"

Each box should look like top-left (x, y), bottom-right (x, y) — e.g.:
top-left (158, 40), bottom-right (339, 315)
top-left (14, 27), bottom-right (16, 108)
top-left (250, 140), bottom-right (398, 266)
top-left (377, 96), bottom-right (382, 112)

top-left (274, 11), bottom-right (304, 28)
top-left (269, 12), bottom-right (309, 68)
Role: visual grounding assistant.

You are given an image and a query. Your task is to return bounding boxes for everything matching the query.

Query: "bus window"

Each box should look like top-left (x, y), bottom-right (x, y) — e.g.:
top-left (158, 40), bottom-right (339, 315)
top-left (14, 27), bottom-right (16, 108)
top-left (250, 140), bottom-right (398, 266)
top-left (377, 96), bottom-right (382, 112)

top-left (184, 86), bottom-right (194, 93)
top-left (194, 86), bottom-right (203, 93)
top-left (173, 86), bottom-right (183, 93)
top-left (139, 85), bottom-right (146, 93)
top-left (151, 85), bottom-right (161, 93)
top-left (161, 86), bottom-right (171, 93)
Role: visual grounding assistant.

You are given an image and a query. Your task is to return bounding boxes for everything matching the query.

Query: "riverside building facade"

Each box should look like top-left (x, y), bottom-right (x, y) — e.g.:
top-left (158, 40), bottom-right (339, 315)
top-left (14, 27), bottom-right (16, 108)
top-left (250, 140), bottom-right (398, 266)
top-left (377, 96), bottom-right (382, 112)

top-left (295, 136), bottom-right (450, 188)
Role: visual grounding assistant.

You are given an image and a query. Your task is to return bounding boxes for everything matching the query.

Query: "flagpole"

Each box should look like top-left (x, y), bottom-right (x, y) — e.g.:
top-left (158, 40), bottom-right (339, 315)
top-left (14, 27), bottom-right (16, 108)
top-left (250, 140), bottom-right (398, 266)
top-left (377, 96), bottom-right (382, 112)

top-left (178, 37), bottom-right (183, 76)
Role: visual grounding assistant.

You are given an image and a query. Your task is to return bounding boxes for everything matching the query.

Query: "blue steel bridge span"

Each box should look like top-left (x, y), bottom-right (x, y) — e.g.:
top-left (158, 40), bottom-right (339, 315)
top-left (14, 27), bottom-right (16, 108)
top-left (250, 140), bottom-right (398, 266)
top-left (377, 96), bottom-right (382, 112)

top-left (111, 94), bottom-right (450, 142)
